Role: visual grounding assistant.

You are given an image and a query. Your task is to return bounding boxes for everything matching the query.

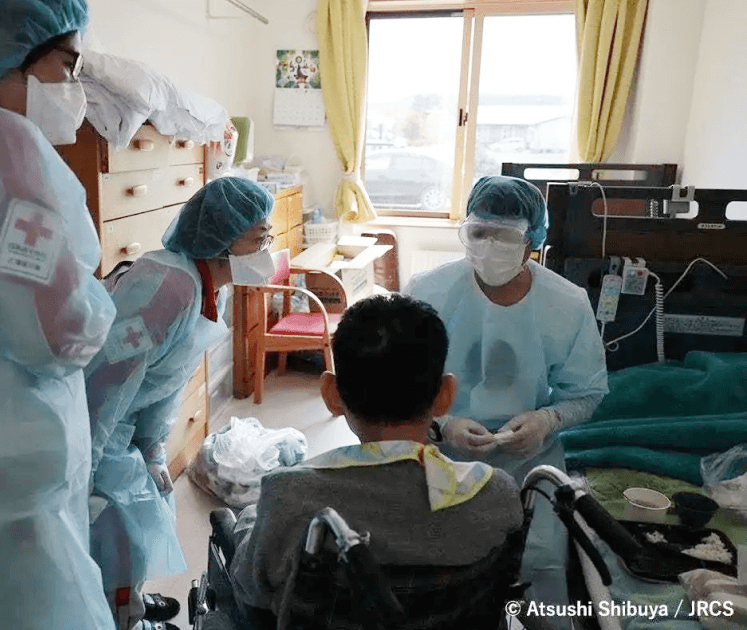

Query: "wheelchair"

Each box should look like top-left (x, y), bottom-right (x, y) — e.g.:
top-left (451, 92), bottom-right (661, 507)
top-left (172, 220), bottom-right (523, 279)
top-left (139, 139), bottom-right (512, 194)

top-left (188, 465), bottom-right (646, 630)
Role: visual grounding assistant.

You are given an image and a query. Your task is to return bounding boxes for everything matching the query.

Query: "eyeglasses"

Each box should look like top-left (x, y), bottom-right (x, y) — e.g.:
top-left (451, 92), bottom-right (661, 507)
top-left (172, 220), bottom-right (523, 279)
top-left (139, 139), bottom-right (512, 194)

top-left (38, 46), bottom-right (84, 81)
top-left (258, 234), bottom-right (275, 251)
top-left (68, 51), bottom-right (84, 81)
top-left (50, 48), bottom-right (84, 81)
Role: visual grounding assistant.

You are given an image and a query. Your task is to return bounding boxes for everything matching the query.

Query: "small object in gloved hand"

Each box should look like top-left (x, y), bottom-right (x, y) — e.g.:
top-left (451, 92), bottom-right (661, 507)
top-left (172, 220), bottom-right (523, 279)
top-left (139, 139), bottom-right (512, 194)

top-left (491, 428), bottom-right (514, 446)
top-left (143, 593), bottom-right (180, 622)
top-left (140, 622), bottom-right (180, 630)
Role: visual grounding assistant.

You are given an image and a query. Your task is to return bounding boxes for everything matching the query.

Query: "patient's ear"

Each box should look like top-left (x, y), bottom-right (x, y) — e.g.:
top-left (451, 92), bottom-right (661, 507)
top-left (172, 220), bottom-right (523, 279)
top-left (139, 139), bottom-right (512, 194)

top-left (432, 373), bottom-right (457, 417)
top-left (320, 371), bottom-right (345, 417)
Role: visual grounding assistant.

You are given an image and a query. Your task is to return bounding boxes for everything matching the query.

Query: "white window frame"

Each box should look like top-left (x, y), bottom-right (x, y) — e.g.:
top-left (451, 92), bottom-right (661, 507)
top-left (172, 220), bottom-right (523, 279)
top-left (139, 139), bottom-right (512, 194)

top-left (366, 0), bottom-right (575, 220)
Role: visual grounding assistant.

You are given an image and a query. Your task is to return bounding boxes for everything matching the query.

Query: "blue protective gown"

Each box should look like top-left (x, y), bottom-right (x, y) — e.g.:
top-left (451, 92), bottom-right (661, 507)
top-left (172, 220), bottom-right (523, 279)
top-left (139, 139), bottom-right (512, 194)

top-left (85, 250), bottom-right (228, 594)
top-left (0, 108), bottom-right (117, 629)
top-left (407, 257), bottom-right (608, 625)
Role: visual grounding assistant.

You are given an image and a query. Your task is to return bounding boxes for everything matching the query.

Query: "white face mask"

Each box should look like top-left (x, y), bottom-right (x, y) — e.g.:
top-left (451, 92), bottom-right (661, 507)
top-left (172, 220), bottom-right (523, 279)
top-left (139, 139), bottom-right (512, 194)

top-left (466, 239), bottom-right (527, 287)
top-left (229, 249), bottom-right (276, 286)
top-left (26, 75), bottom-right (87, 146)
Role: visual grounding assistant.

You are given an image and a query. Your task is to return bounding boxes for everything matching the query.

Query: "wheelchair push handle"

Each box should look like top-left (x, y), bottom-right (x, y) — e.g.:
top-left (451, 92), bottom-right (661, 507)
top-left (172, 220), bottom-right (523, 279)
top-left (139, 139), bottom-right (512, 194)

top-left (521, 466), bottom-right (643, 559)
top-left (521, 465), bottom-right (643, 588)
top-left (344, 544), bottom-right (405, 620)
top-left (561, 511), bottom-right (612, 586)
top-left (305, 507), bottom-right (404, 628)
top-left (574, 494), bottom-right (644, 560)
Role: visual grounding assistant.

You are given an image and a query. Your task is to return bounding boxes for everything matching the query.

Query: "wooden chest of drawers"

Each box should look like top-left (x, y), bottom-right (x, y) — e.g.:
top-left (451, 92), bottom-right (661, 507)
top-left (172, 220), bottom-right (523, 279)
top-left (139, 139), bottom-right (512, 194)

top-left (58, 122), bottom-right (205, 277)
top-left (233, 186), bottom-right (304, 398)
top-left (58, 123), bottom-right (209, 479)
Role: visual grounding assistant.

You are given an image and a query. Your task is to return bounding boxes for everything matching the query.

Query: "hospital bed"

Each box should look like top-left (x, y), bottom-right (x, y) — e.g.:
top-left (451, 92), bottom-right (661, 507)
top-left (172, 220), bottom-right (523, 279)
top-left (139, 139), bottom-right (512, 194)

top-left (188, 464), bottom-right (664, 630)
top-left (542, 182), bottom-right (747, 630)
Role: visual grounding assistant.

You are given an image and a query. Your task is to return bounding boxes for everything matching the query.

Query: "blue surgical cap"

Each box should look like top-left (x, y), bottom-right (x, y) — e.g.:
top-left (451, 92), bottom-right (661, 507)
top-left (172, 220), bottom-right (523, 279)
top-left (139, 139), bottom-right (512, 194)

top-left (466, 176), bottom-right (548, 249)
top-left (0, 0), bottom-right (89, 78)
top-left (163, 177), bottom-right (274, 259)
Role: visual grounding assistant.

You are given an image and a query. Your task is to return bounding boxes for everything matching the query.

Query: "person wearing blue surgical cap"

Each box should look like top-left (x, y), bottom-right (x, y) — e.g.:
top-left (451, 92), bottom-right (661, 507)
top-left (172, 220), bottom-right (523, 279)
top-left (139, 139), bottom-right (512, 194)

top-left (84, 176), bottom-right (275, 629)
top-left (0, 1), bottom-right (118, 629)
top-left (406, 175), bottom-right (608, 629)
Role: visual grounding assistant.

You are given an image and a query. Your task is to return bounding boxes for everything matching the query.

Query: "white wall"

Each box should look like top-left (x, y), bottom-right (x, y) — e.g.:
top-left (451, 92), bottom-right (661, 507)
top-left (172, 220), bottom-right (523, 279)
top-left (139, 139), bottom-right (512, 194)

top-left (86, 0), bottom-right (260, 117)
top-left (245, 0), bottom-right (340, 210)
top-left (682, 0), bottom-right (747, 189)
top-left (610, 0), bottom-right (707, 175)
top-left (85, 0), bottom-right (340, 210)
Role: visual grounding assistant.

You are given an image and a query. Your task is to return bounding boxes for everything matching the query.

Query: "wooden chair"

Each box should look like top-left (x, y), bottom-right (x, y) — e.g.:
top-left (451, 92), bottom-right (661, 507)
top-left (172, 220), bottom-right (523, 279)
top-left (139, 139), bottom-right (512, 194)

top-left (249, 249), bottom-right (348, 403)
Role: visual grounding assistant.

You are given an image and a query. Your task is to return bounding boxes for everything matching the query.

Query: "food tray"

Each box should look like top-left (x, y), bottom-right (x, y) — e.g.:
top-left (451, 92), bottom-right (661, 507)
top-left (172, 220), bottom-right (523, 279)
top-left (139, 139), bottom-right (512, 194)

top-left (617, 520), bottom-right (738, 582)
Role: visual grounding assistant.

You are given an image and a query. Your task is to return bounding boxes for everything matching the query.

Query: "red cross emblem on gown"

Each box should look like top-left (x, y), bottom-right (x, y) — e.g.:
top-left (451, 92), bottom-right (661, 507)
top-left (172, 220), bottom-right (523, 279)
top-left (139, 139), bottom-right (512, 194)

top-left (15, 212), bottom-right (53, 246)
top-left (124, 327), bottom-right (143, 348)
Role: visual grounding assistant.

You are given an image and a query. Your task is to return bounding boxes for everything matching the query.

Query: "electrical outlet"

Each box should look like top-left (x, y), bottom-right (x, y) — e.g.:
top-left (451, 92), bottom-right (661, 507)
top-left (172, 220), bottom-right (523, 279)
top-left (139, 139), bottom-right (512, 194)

top-left (621, 265), bottom-right (649, 295)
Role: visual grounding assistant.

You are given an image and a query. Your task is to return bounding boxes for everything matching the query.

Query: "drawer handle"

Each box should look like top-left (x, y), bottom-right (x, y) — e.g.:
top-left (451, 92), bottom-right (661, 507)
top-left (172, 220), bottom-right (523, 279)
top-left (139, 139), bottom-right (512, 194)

top-left (128, 185), bottom-right (148, 197)
top-left (187, 416), bottom-right (196, 425)
top-left (177, 140), bottom-right (195, 149)
top-left (132, 139), bottom-right (156, 152)
top-left (179, 177), bottom-right (195, 187)
top-left (123, 242), bottom-right (142, 256)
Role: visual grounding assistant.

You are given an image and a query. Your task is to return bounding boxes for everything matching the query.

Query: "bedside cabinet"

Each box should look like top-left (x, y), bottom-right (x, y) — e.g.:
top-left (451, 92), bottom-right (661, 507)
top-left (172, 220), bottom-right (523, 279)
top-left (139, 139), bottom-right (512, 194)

top-left (57, 122), bottom-right (209, 479)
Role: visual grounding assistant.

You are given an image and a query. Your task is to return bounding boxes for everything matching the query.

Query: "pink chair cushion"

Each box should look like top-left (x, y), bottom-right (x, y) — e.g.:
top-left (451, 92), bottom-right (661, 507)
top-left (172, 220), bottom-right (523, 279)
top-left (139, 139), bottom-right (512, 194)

top-left (269, 313), bottom-right (341, 336)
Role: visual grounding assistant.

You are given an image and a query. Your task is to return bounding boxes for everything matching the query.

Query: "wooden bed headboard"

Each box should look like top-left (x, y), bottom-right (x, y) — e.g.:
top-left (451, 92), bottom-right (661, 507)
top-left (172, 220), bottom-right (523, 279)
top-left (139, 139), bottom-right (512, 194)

top-left (544, 183), bottom-right (747, 370)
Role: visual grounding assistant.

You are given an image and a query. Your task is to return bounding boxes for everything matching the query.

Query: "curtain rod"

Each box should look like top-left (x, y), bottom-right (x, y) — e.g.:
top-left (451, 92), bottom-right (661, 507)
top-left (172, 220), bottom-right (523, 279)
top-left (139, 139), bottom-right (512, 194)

top-left (222, 0), bottom-right (269, 24)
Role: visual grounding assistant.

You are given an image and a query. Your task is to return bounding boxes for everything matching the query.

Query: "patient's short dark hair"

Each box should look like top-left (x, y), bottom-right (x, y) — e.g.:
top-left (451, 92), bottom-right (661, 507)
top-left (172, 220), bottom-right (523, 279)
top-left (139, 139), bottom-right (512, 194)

top-left (332, 293), bottom-right (448, 424)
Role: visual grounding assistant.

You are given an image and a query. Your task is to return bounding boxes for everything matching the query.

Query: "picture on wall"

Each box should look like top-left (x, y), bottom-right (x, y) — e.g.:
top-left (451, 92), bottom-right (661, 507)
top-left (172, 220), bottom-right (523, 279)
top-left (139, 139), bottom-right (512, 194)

top-left (276, 50), bottom-right (321, 90)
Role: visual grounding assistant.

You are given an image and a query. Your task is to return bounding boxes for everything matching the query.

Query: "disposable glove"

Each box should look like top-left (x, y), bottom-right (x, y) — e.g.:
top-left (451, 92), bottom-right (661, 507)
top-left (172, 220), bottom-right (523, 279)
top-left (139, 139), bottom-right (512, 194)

top-left (148, 462), bottom-right (174, 495)
top-left (441, 416), bottom-right (500, 456)
top-left (500, 409), bottom-right (558, 458)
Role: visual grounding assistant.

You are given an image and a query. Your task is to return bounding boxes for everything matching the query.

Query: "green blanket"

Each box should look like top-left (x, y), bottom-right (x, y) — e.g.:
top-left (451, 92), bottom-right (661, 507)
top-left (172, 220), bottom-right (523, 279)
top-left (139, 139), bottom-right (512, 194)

top-left (559, 352), bottom-right (747, 483)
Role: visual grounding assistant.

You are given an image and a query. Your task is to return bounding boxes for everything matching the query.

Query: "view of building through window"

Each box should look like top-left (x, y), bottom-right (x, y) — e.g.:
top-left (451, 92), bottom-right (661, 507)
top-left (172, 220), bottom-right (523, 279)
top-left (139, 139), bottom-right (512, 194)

top-left (365, 12), bottom-right (577, 215)
top-left (475, 14), bottom-right (577, 176)
top-left (366, 15), bottom-right (462, 213)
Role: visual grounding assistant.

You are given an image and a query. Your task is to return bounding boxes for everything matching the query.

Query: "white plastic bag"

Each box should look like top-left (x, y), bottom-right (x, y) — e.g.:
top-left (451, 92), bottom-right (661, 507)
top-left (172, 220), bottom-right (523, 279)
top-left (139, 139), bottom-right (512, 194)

top-left (213, 417), bottom-right (306, 480)
top-left (701, 444), bottom-right (747, 522)
top-left (187, 417), bottom-right (307, 508)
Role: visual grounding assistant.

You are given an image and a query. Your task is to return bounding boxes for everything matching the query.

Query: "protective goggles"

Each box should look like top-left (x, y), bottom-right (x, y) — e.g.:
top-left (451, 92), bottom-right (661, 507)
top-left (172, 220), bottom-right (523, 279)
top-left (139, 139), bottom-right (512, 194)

top-left (458, 219), bottom-right (528, 247)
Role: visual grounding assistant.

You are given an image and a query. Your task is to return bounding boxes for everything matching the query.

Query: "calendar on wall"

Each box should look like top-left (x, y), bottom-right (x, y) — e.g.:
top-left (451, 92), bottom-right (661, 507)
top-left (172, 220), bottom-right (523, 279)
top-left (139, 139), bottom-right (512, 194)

top-left (273, 50), bottom-right (326, 127)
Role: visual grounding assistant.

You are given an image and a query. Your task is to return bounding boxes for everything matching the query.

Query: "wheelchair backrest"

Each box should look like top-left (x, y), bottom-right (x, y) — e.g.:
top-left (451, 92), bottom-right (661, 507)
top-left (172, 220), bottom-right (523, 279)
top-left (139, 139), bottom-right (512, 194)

top-left (280, 528), bottom-right (525, 630)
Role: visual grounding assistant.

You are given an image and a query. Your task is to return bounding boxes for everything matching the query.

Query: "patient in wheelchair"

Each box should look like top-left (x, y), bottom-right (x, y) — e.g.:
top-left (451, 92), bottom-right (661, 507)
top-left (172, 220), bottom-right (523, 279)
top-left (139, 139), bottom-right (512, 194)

top-left (229, 293), bottom-right (524, 616)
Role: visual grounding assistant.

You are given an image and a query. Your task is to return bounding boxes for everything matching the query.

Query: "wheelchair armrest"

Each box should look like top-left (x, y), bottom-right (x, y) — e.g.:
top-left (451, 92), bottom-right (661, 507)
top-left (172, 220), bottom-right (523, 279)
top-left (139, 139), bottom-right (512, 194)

top-left (210, 508), bottom-right (238, 568)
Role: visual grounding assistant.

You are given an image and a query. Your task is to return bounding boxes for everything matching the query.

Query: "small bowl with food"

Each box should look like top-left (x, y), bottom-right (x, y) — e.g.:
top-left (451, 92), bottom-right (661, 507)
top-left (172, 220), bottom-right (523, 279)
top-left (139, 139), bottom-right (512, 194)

top-left (623, 488), bottom-right (671, 523)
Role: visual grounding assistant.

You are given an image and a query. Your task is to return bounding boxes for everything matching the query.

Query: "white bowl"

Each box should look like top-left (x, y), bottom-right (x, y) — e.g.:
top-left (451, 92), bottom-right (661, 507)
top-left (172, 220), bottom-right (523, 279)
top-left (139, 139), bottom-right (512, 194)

top-left (623, 487), bottom-right (671, 523)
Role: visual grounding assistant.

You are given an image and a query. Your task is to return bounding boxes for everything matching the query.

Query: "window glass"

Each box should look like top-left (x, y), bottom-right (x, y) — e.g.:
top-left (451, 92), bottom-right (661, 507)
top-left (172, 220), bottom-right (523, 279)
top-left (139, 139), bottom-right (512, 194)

top-left (365, 11), bottom-right (577, 216)
top-left (365, 15), bottom-right (462, 213)
top-left (474, 14), bottom-right (577, 178)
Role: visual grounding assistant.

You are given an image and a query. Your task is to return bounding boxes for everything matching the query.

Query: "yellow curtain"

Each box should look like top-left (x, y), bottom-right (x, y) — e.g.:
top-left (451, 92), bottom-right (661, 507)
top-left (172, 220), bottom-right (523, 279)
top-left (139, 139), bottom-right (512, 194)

top-left (575, 0), bottom-right (648, 162)
top-left (317, 0), bottom-right (376, 223)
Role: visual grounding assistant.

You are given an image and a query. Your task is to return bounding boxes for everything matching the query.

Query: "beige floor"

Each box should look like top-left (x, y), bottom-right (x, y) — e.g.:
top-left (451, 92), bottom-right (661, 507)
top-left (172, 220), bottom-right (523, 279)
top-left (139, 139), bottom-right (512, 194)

top-left (144, 369), bottom-right (359, 629)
